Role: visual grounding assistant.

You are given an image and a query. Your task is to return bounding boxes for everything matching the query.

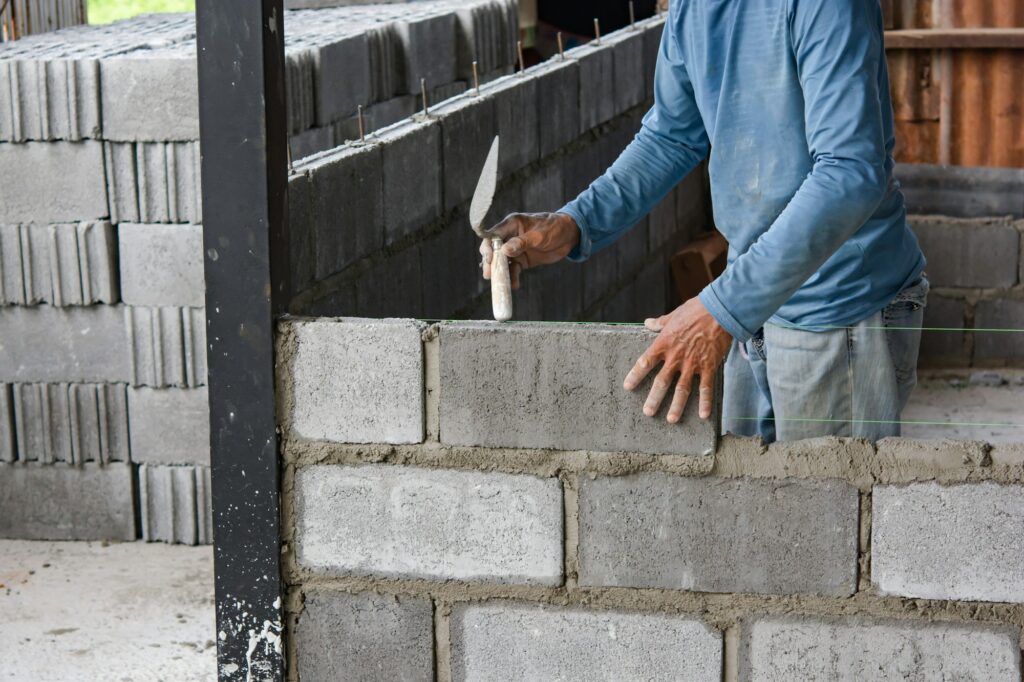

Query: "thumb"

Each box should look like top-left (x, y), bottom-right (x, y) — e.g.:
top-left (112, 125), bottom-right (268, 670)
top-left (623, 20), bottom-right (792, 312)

top-left (645, 315), bottom-right (668, 332)
top-left (501, 230), bottom-right (544, 258)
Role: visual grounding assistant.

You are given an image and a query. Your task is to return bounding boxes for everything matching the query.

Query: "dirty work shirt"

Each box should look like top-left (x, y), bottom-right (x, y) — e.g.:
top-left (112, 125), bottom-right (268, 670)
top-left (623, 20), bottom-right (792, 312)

top-left (559, 0), bottom-right (925, 342)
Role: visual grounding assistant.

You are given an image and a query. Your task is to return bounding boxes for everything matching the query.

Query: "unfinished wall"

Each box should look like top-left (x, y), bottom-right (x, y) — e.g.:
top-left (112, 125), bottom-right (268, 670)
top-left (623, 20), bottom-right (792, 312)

top-left (275, 317), bottom-right (1024, 681)
top-left (286, 13), bottom-right (713, 323)
top-left (0, 1), bottom-right (520, 542)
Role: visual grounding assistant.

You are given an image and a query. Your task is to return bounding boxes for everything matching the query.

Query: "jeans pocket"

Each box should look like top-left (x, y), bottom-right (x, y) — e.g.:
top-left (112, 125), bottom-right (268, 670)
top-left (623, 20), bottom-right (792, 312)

top-left (748, 329), bottom-right (768, 362)
top-left (883, 276), bottom-right (929, 387)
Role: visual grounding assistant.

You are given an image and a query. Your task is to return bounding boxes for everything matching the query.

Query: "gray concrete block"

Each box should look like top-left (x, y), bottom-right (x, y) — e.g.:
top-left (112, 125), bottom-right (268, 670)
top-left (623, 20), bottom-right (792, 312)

top-left (489, 74), bottom-right (539, 177)
top-left (740, 615), bottom-right (1021, 681)
top-left (450, 602), bottom-right (722, 681)
top-left (431, 80), bottom-right (468, 103)
top-left (287, 171), bottom-right (316, 294)
top-left (450, 0), bottom-right (517, 80)
top-left (125, 306), bottom-right (207, 387)
top-left (974, 298), bottom-right (1024, 362)
top-left (910, 216), bottom-right (1019, 289)
top-left (898, 163), bottom-right (1024, 219)
top-left (286, 48), bottom-right (317, 135)
top-left (366, 24), bottom-right (402, 102)
top-left (11, 383), bottom-right (129, 465)
top-left (579, 474), bottom-right (859, 595)
top-left (300, 143), bottom-right (383, 279)
top-left (438, 322), bottom-right (718, 455)
top-left (379, 119), bottom-right (441, 244)
top-left (873, 481), bottom-right (1024, 603)
top-left (394, 12), bottom-right (457, 94)
top-left (535, 60), bottom-right (580, 157)
top-left (282, 318), bottom-right (423, 443)
top-left (0, 58), bottom-right (101, 142)
top-left (314, 33), bottom-right (371, 125)
top-left (0, 385), bottom-right (13, 463)
top-left (288, 124), bottom-right (336, 162)
top-left (128, 387), bottom-right (209, 465)
top-left (294, 463), bottom-right (562, 583)
top-left (519, 160), bottom-right (563, 213)
top-left (355, 242), bottom-right (424, 318)
top-left (0, 141), bottom-right (107, 222)
top-left (537, 259), bottom-right (584, 320)
top-left (296, 590), bottom-right (433, 682)
top-left (0, 221), bottom-right (118, 305)
top-left (562, 137), bottom-right (602, 201)
top-left (99, 43), bottom-right (199, 141)
top-left (118, 223), bottom-right (204, 307)
top-left (570, 43), bottom-right (615, 130)
top-left (0, 305), bottom-right (129, 383)
top-left (919, 294), bottom-right (967, 364)
top-left (641, 18), bottom-right (665, 101)
top-left (0, 462), bottom-right (135, 540)
top-left (138, 463), bottom-right (212, 545)
top-left (437, 94), bottom-right (496, 212)
top-left (419, 217), bottom-right (485, 320)
top-left (611, 29), bottom-right (646, 114)
top-left (104, 141), bottom-right (202, 224)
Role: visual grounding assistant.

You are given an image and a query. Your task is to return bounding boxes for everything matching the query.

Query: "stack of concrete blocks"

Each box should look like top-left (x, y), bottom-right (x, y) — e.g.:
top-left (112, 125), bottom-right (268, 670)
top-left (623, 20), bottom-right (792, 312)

top-left (275, 316), bottom-right (1024, 681)
top-left (0, 13), bottom-right (210, 544)
top-left (0, 0), bottom-right (86, 42)
top-left (288, 13), bottom-right (714, 323)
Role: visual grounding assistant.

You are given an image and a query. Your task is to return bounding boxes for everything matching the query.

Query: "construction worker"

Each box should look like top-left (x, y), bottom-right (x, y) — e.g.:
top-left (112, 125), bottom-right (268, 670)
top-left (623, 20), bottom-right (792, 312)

top-left (482, 0), bottom-right (928, 443)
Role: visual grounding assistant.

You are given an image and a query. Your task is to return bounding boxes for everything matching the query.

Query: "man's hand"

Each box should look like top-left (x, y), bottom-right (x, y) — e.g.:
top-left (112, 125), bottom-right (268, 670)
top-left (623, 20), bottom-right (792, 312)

top-left (480, 212), bottom-right (580, 289)
top-left (624, 297), bottom-right (732, 422)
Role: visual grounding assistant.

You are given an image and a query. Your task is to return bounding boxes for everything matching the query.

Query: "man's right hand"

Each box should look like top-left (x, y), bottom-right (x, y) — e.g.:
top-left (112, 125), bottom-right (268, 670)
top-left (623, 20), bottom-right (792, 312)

top-left (480, 212), bottom-right (580, 289)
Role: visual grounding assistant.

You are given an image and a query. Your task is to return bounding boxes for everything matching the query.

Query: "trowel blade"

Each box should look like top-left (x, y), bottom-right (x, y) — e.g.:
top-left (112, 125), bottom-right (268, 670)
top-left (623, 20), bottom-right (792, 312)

top-left (468, 136), bottom-right (500, 237)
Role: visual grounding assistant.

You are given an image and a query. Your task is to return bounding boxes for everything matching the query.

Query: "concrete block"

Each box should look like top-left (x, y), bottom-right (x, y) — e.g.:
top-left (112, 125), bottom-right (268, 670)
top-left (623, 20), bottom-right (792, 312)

top-left (616, 218), bottom-right (649, 279)
top-left (611, 29), bottom-right (646, 114)
top-left (571, 43), bottom-right (615, 130)
top-left (128, 387), bottom-right (209, 465)
top-left (910, 216), bottom-right (1019, 288)
top-left (287, 171), bottom-right (316, 294)
top-left (295, 463), bottom-right (562, 583)
top-left (898, 163), bottom-right (1024, 219)
top-left (520, 160), bottom-right (563, 213)
top-left (974, 299), bottom-right (1024, 362)
top-left (919, 294), bottom-right (967, 364)
top-left (740, 615), bottom-right (1021, 681)
top-left (641, 18), bottom-right (665, 101)
top-left (104, 141), bottom-right (202, 224)
top-left (282, 318), bottom-right (424, 443)
top-left (0, 305), bottom-right (129, 383)
top-left (436, 94), bottom-right (496, 211)
top-left (450, 0), bottom-right (517, 80)
top-left (537, 260), bottom-right (584, 320)
top-left (450, 602), bottom-right (722, 681)
top-left (438, 322), bottom-right (718, 455)
top-left (419, 217), bottom-right (484, 320)
top-left (366, 24), bottom-right (401, 102)
top-left (379, 119), bottom-right (441, 244)
top-left (296, 590), bottom-right (433, 682)
top-left (138, 463), bottom-right (212, 545)
top-left (0, 221), bottom-right (118, 305)
top-left (354, 244), bottom-right (424, 319)
top-left (873, 481), bottom-right (1024, 602)
top-left (0, 385), bottom-right (13, 463)
top-left (582, 243), bottom-right (619, 310)
top-left (394, 12), bottom-right (457, 94)
top-left (579, 474), bottom-right (859, 595)
top-left (0, 462), bottom-right (135, 541)
top-left (0, 141), bottom-right (107, 222)
top-left (314, 33), bottom-right (371, 125)
top-left (11, 383), bottom-right (129, 465)
top-left (431, 80), bottom-right (468, 103)
top-left (288, 124), bottom-right (336, 162)
top-left (99, 42), bottom-right (199, 141)
top-left (300, 143), bottom-right (383, 279)
top-left (562, 137), bottom-right (602, 201)
top-left (286, 48), bottom-right (317, 135)
top-left (118, 223), bottom-right (204, 307)
top-left (0, 58), bottom-right (101, 142)
top-left (489, 74), bottom-right (539, 176)
top-left (125, 306), bottom-right (207, 387)
top-left (535, 60), bottom-right (580, 157)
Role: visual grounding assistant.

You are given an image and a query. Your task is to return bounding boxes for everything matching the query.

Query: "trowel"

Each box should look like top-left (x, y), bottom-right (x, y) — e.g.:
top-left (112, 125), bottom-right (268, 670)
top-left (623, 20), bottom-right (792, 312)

top-left (470, 135), bottom-right (513, 322)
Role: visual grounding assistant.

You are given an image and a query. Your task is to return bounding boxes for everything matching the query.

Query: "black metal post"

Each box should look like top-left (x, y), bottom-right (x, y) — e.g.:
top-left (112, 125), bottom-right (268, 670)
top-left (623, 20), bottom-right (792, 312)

top-left (196, 0), bottom-right (290, 679)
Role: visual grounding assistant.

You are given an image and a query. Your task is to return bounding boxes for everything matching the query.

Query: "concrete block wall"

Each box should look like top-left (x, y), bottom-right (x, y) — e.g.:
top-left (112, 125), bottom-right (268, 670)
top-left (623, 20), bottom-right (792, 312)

top-left (0, 1), bottom-right (523, 543)
top-left (287, 13), bottom-right (715, 324)
top-left (911, 215), bottom-right (1024, 367)
top-left (276, 317), bottom-right (1024, 681)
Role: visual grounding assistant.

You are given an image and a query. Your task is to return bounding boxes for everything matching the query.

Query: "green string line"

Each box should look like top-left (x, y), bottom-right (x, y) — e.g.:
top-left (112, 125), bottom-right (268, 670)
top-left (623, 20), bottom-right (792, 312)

top-left (419, 319), bottom-right (1024, 333)
top-left (732, 416), bottom-right (1023, 428)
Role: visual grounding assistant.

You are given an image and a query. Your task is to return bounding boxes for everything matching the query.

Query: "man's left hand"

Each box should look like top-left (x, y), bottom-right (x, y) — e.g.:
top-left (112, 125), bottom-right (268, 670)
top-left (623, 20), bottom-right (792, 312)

top-left (623, 297), bottom-right (733, 422)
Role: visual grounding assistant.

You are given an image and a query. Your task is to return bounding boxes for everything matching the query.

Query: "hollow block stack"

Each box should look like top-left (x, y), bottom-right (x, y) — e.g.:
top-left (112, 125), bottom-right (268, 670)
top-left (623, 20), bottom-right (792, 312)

top-left (0, 1), bottom-right (521, 542)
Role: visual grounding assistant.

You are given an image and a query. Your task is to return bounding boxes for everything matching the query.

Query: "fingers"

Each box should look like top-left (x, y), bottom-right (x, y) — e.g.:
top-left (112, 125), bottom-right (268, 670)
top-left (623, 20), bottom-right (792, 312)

top-left (479, 239), bottom-right (493, 280)
top-left (666, 365), bottom-right (695, 424)
top-left (623, 349), bottom-right (658, 392)
top-left (698, 370), bottom-right (716, 420)
top-left (643, 366), bottom-right (677, 417)
top-left (501, 229), bottom-right (545, 259)
top-left (488, 214), bottom-right (525, 242)
top-left (644, 315), bottom-right (667, 332)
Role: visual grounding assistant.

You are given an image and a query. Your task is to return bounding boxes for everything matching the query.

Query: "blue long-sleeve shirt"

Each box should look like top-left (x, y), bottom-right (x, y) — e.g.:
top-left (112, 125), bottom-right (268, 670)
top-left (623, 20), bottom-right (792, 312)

top-left (560, 0), bottom-right (925, 342)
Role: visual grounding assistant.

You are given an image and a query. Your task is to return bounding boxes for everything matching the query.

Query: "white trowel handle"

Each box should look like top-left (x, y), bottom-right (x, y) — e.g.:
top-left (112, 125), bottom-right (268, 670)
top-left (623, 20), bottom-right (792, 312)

top-left (489, 237), bottom-right (513, 322)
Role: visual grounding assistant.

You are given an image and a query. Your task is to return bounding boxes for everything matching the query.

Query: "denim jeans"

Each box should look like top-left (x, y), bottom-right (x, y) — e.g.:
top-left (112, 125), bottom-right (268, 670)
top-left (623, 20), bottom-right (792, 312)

top-left (722, 277), bottom-right (929, 442)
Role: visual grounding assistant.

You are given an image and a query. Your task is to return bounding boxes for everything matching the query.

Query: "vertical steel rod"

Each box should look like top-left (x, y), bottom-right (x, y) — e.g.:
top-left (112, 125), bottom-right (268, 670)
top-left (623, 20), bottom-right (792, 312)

top-left (593, 17), bottom-right (601, 44)
top-left (196, 0), bottom-right (288, 677)
top-left (556, 31), bottom-right (564, 59)
top-left (472, 59), bottom-right (480, 95)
